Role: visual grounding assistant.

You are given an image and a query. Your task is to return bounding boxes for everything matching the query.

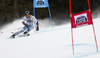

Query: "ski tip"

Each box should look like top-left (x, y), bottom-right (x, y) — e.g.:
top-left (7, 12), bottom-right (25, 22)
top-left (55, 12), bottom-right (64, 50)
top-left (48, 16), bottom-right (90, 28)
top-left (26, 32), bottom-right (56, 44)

top-left (9, 36), bottom-right (15, 39)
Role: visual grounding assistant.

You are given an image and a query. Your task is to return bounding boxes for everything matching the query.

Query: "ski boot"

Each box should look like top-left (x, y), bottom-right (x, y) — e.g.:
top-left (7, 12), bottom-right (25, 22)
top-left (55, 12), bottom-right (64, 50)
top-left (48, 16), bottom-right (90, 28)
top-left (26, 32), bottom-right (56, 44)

top-left (11, 34), bottom-right (15, 39)
top-left (23, 31), bottom-right (30, 36)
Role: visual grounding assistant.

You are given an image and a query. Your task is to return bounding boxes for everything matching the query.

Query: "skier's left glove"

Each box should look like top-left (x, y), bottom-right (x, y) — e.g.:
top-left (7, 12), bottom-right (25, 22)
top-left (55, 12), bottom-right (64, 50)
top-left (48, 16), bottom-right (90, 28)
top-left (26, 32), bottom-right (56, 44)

top-left (36, 21), bottom-right (39, 31)
top-left (36, 26), bottom-right (39, 31)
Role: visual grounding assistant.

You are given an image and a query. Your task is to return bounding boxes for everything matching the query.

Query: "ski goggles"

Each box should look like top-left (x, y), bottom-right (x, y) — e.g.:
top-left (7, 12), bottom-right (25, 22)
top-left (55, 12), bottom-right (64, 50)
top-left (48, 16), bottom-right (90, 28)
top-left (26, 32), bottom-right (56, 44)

top-left (26, 15), bottom-right (30, 18)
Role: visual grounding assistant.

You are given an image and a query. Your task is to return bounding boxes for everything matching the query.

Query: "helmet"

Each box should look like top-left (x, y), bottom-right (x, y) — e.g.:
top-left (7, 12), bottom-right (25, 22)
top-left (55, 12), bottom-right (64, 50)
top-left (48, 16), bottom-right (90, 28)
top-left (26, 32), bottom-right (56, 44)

top-left (25, 11), bottom-right (30, 15)
top-left (25, 11), bottom-right (30, 18)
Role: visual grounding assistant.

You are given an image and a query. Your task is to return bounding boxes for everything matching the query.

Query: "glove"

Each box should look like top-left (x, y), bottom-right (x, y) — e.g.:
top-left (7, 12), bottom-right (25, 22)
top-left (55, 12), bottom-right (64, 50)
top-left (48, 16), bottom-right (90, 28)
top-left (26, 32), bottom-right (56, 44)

top-left (24, 23), bottom-right (27, 26)
top-left (36, 21), bottom-right (39, 31)
top-left (36, 26), bottom-right (39, 31)
top-left (22, 22), bottom-right (27, 26)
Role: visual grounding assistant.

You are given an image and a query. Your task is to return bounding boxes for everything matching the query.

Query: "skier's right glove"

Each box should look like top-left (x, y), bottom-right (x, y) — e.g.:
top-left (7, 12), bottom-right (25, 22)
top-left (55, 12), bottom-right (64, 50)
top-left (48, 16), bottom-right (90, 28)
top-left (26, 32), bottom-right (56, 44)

top-left (22, 22), bottom-right (27, 26)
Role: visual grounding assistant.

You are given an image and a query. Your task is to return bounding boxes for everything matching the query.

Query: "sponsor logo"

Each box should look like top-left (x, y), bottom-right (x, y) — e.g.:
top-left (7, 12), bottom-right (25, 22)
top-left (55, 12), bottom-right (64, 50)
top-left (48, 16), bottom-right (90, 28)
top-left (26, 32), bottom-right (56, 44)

top-left (35, 6), bottom-right (46, 7)
top-left (76, 23), bottom-right (88, 28)
top-left (37, 0), bottom-right (44, 5)
top-left (76, 16), bottom-right (87, 24)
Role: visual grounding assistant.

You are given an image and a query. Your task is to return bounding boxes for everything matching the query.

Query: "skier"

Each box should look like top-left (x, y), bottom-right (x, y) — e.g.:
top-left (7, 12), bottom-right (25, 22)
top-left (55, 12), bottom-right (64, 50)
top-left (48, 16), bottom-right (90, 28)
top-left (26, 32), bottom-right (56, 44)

top-left (11, 11), bottom-right (39, 38)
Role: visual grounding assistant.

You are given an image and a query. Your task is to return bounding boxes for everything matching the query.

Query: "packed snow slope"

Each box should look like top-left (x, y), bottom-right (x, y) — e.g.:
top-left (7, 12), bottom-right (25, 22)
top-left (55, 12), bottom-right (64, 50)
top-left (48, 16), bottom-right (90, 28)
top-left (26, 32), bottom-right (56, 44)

top-left (0, 18), bottom-right (100, 58)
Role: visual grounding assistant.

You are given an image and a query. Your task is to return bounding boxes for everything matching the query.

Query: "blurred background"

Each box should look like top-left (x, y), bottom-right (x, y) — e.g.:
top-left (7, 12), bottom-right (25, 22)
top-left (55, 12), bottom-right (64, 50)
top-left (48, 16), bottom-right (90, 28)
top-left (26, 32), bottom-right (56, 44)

top-left (0, 0), bottom-right (100, 28)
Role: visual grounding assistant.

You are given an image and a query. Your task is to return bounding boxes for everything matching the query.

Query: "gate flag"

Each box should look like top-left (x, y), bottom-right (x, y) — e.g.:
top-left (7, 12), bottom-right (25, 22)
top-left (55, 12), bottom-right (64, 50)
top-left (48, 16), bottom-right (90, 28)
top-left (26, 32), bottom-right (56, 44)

top-left (69, 0), bottom-right (98, 55)
top-left (71, 10), bottom-right (93, 28)
top-left (34, 0), bottom-right (49, 8)
top-left (33, 0), bottom-right (53, 28)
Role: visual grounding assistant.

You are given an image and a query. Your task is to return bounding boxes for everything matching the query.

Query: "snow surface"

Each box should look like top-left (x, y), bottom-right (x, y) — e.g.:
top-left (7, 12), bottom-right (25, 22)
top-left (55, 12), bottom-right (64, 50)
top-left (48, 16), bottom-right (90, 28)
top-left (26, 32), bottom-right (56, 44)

top-left (0, 18), bottom-right (100, 58)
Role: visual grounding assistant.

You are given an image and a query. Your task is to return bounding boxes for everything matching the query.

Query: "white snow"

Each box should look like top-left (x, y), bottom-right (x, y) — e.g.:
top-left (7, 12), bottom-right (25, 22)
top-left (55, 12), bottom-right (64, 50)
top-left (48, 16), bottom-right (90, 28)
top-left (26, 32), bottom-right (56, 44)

top-left (0, 18), bottom-right (100, 58)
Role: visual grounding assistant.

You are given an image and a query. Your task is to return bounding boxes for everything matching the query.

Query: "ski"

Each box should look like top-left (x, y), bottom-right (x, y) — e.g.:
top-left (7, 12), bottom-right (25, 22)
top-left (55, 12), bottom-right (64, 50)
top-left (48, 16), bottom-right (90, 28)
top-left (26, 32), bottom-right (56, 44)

top-left (10, 32), bottom-right (30, 39)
